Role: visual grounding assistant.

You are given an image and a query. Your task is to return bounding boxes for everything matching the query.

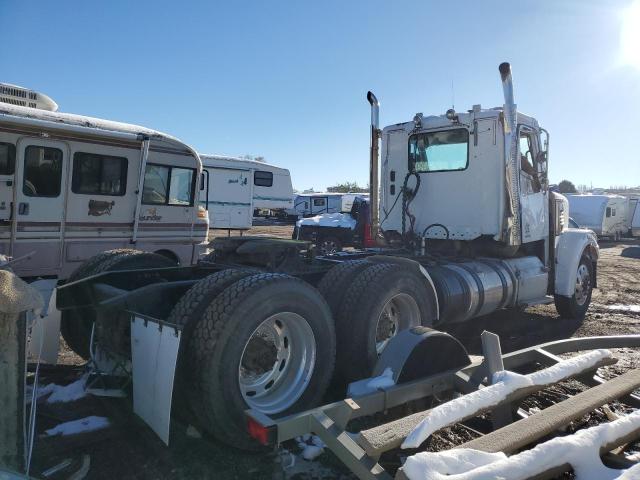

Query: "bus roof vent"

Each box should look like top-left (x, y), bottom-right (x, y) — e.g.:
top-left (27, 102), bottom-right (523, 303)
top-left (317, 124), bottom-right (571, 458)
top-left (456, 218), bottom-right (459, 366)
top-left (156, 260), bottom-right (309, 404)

top-left (0, 83), bottom-right (58, 111)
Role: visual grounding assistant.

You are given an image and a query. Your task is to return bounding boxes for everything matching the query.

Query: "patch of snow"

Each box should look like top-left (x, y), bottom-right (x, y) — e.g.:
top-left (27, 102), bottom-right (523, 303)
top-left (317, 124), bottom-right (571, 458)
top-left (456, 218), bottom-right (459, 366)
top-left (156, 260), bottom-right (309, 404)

top-left (44, 416), bottom-right (109, 437)
top-left (0, 102), bottom-right (175, 142)
top-left (347, 367), bottom-right (396, 397)
top-left (607, 305), bottom-right (640, 313)
top-left (402, 350), bottom-right (612, 449)
top-left (618, 462), bottom-right (640, 479)
top-left (45, 375), bottom-right (89, 403)
top-left (403, 409), bottom-right (640, 480)
top-left (297, 212), bottom-right (356, 229)
top-left (527, 349), bottom-right (612, 386)
top-left (296, 434), bottom-right (326, 461)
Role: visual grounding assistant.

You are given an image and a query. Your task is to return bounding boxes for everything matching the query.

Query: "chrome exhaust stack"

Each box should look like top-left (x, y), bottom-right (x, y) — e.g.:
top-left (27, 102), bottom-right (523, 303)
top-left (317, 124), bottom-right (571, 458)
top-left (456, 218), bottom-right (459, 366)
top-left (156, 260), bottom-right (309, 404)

top-left (367, 91), bottom-right (380, 243)
top-left (499, 62), bottom-right (522, 246)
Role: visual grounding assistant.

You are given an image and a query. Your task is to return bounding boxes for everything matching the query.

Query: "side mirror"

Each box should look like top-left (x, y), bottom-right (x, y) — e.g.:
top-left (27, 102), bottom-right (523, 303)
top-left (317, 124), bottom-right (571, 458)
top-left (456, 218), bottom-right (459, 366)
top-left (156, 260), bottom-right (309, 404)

top-left (536, 151), bottom-right (549, 190)
top-left (536, 151), bottom-right (547, 169)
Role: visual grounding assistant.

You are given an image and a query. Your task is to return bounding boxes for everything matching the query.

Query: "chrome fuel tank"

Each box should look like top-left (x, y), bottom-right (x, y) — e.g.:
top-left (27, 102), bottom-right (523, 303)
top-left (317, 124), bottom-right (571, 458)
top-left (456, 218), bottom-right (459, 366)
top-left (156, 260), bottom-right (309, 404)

top-left (426, 256), bottom-right (547, 324)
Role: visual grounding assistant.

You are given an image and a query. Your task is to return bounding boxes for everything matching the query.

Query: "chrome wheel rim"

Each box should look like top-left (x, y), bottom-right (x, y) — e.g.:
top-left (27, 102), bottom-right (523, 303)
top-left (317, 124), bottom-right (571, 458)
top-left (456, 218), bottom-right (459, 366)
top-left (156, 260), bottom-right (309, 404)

top-left (320, 239), bottom-right (339, 255)
top-left (375, 293), bottom-right (421, 355)
top-left (575, 263), bottom-right (591, 306)
top-left (239, 312), bottom-right (316, 414)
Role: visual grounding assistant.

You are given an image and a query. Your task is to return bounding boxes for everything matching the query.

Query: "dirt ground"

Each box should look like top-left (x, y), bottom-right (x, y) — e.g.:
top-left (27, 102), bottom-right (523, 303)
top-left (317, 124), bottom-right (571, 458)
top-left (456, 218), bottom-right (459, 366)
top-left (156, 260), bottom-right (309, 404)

top-left (31, 229), bottom-right (640, 479)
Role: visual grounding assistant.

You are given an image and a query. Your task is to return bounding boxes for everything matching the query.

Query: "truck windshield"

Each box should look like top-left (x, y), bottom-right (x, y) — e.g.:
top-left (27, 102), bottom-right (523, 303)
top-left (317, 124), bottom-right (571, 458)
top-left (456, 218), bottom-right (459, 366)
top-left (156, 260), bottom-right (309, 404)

top-left (409, 128), bottom-right (469, 173)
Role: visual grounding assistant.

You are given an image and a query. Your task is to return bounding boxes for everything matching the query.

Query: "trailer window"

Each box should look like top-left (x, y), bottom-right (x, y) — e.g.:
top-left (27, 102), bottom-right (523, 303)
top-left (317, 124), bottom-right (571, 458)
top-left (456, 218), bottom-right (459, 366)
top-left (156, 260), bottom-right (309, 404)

top-left (72, 152), bottom-right (128, 196)
top-left (23, 146), bottom-right (63, 197)
top-left (254, 170), bottom-right (273, 187)
top-left (142, 164), bottom-right (195, 206)
top-left (0, 142), bottom-right (15, 175)
top-left (606, 207), bottom-right (611, 218)
top-left (313, 198), bottom-right (326, 207)
top-left (409, 128), bottom-right (468, 173)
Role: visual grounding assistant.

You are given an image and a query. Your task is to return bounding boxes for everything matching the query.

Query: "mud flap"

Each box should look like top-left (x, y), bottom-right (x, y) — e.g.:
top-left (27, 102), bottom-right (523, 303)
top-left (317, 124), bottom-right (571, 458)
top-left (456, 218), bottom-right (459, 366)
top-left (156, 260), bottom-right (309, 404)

top-left (27, 279), bottom-right (60, 364)
top-left (130, 315), bottom-right (181, 445)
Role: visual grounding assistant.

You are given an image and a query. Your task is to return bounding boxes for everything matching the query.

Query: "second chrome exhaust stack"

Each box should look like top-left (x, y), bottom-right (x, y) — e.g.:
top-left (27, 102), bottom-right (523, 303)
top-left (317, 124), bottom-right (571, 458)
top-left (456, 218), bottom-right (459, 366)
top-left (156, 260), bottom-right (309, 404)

top-left (367, 91), bottom-right (380, 243)
top-left (499, 62), bottom-right (522, 246)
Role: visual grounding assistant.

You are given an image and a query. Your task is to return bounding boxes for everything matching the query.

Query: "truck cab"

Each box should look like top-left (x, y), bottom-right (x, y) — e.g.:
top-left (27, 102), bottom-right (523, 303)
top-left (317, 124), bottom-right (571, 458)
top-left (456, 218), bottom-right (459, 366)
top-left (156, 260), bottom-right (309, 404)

top-left (380, 107), bottom-right (548, 252)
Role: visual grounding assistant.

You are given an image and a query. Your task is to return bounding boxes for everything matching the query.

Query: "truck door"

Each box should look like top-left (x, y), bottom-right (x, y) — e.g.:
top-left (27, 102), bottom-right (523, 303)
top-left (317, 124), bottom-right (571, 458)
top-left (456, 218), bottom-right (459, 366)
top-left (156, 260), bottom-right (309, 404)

top-left (12, 138), bottom-right (69, 274)
top-left (518, 127), bottom-right (547, 242)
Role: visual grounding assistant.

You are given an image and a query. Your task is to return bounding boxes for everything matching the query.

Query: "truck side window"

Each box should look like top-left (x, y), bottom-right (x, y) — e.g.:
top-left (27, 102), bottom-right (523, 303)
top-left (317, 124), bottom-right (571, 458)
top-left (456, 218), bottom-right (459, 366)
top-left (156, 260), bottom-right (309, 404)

top-left (143, 164), bottom-right (195, 206)
top-left (0, 142), bottom-right (16, 175)
top-left (23, 146), bottom-right (63, 197)
top-left (408, 128), bottom-right (468, 172)
top-left (254, 170), bottom-right (273, 187)
top-left (72, 152), bottom-right (128, 196)
top-left (518, 131), bottom-right (541, 194)
top-left (606, 207), bottom-right (611, 218)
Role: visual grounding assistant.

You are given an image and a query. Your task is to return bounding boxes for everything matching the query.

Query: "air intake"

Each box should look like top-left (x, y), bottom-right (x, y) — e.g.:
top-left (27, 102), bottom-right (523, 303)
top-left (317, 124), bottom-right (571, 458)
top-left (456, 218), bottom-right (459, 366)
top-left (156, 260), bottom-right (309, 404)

top-left (0, 83), bottom-right (58, 111)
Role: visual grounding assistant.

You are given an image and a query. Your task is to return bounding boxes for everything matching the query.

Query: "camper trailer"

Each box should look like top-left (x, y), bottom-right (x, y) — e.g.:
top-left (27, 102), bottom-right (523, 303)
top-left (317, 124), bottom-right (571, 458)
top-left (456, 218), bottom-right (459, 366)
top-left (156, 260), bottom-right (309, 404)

top-left (626, 196), bottom-right (639, 237)
top-left (289, 192), bottom-right (350, 218)
top-left (632, 200), bottom-right (640, 237)
top-left (200, 155), bottom-right (293, 227)
top-left (0, 85), bottom-right (209, 280)
top-left (567, 194), bottom-right (629, 240)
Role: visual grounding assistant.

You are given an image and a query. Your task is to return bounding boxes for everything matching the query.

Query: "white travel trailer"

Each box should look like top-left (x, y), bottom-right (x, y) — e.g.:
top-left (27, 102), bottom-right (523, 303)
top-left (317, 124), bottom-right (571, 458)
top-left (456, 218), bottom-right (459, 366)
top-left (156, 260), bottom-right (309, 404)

top-left (290, 193), bottom-right (346, 218)
top-left (567, 194), bottom-right (629, 240)
top-left (626, 196), bottom-right (639, 236)
top-left (632, 199), bottom-right (640, 237)
top-left (200, 155), bottom-right (293, 228)
top-left (0, 88), bottom-right (209, 280)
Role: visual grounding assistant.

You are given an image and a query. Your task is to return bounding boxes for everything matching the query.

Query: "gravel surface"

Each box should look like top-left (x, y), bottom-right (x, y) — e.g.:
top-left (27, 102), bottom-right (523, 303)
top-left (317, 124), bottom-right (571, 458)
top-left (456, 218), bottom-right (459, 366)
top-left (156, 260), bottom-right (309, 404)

top-left (31, 233), bottom-right (640, 479)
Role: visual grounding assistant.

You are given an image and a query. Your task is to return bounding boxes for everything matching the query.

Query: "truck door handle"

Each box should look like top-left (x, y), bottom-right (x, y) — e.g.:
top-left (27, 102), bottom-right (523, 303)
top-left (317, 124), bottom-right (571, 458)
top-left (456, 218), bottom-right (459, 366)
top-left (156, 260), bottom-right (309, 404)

top-left (18, 202), bottom-right (29, 215)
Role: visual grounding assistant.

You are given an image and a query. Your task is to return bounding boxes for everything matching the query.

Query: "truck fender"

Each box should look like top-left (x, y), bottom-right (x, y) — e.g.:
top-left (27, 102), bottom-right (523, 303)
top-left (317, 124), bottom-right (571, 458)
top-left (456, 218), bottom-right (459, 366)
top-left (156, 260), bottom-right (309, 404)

top-left (366, 255), bottom-right (439, 321)
top-left (555, 229), bottom-right (599, 297)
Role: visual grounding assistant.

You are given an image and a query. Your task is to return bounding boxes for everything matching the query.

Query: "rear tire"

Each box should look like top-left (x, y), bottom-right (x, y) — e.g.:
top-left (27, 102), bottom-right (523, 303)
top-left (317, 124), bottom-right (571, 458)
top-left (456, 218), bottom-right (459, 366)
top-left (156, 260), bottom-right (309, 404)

top-left (317, 260), bottom-right (371, 316)
top-left (335, 263), bottom-right (436, 383)
top-left (188, 273), bottom-right (335, 450)
top-left (167, 268), bottom-right (257, 420)
top-left (554, 254), bottom-right (593, 320)
top-left (60, 250), bottom-right (176, 359)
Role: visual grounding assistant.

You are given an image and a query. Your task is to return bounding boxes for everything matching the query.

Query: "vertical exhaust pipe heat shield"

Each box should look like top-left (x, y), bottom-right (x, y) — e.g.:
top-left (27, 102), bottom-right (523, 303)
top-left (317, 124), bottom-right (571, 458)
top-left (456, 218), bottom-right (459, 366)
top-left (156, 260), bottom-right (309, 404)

top-left (367, 91), bottom-right (380, 243)
top-left (499, 62), bottom-right (522, 246)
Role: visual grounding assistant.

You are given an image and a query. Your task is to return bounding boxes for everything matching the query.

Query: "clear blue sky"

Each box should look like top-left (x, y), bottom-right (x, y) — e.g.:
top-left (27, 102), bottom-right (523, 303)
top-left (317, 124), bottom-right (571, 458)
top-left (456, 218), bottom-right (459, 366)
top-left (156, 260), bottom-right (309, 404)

top-left (3, 0), bottom-right (639, 191)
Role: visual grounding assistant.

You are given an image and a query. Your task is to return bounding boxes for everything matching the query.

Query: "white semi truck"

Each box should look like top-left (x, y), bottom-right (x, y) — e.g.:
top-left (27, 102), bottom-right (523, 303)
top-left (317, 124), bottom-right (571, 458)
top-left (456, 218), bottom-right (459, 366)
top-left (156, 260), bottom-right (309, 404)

top-left (56, 63), bottom-right (598, 450)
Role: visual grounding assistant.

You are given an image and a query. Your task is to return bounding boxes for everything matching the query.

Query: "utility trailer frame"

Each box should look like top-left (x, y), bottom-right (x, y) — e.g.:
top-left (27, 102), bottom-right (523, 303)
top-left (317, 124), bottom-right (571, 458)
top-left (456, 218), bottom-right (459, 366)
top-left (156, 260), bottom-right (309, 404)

top-left (246, 335), bottom-right (640, 480)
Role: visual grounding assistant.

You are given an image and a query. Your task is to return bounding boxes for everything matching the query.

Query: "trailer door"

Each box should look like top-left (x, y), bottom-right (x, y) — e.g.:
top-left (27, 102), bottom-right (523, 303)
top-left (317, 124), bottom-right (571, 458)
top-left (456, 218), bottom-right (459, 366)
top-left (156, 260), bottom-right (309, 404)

top-left (206, 167), bottom-right (252, 229)
top-left (0, 141), bottom-right (15, 222)
top-left (12, 138), bottom-right (68, 274)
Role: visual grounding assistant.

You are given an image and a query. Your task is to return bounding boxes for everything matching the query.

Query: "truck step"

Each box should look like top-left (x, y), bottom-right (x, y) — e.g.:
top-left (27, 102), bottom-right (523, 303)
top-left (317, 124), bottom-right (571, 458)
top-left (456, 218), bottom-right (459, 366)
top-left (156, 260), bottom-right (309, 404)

top-left (522, 295), bottom-right (554, 307)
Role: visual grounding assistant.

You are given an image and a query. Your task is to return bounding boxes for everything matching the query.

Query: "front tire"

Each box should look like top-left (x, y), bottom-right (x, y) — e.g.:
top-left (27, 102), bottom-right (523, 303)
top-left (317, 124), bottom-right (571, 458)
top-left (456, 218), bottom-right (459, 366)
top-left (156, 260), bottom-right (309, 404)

top-left (554, 254), bottom-right (593, 320)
